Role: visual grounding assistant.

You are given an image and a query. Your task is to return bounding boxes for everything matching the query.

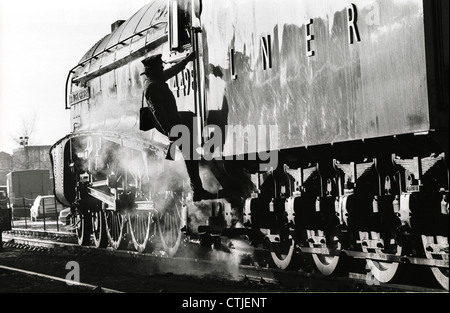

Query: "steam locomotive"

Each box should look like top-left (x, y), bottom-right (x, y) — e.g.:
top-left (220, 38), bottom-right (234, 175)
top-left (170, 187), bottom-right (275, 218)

top-left (50, 0), bottom-right (448, 289)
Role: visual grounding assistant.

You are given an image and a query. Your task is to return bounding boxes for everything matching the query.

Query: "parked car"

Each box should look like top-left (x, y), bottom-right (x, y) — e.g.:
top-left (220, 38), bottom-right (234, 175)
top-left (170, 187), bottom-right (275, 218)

top-left (58, 207), bottom-right (72, 225)
top-left (30, 195), bottom-right (66, 221)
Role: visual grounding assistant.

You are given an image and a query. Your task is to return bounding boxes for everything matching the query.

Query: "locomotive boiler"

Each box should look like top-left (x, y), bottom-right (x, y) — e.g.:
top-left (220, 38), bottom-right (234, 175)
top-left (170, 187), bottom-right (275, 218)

top-left (50, 0), bottom-right (449, 289)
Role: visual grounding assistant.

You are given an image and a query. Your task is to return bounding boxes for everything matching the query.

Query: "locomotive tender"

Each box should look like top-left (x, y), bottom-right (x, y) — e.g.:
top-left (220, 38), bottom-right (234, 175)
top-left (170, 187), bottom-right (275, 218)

top-left (50, 0), bottom-right (448, 289)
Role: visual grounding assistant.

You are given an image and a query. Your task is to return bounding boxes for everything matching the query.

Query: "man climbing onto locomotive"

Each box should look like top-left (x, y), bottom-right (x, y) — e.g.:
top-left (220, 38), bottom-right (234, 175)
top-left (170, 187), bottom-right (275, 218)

top-left (141, 53), bottom-right (216, 202)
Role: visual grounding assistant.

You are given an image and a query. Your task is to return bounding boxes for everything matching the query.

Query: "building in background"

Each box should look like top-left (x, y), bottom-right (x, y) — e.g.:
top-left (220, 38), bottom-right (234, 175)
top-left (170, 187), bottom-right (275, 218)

top-left (12, 145), bottom-right (52, 171)
top-left (0, 145), bottom-right (52, 204)
top-left (0, 151), bottom-right (14, 185)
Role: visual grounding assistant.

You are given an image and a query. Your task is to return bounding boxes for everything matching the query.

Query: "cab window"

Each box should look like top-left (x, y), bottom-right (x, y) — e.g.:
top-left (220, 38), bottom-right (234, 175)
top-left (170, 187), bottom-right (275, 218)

top-left (169, 0), bottom-right (192, 50)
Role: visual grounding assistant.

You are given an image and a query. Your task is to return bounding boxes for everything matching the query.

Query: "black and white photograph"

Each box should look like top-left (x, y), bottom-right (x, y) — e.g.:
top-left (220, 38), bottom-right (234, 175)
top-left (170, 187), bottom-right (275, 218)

top-left (0, 0), bottom-right (448, 304)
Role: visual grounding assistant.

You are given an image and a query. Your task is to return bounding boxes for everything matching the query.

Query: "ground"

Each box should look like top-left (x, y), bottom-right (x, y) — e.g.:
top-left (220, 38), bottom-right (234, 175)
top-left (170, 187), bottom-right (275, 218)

top-left (0, 243), bottom-right (291, 294)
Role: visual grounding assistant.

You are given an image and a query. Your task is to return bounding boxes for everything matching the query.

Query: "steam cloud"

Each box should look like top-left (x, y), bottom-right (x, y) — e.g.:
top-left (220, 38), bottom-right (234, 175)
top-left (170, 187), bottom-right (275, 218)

top-left (75, 135), bottom-right (251, 280)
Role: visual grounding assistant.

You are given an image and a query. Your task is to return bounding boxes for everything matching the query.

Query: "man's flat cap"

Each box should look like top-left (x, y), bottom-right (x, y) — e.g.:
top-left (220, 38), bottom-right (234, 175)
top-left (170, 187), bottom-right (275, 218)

top-left (142, 54), bottom-right (163, 68)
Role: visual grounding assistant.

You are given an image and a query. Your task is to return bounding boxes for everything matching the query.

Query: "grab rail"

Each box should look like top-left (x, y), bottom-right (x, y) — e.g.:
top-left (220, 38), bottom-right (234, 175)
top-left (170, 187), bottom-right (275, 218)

top-left (65, 22), bottom-right (168, 110)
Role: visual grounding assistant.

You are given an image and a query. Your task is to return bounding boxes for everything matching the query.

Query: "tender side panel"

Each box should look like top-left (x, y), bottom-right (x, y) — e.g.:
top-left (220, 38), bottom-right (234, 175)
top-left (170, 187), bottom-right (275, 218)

top-left (202, 0), bottom-right (431, 155)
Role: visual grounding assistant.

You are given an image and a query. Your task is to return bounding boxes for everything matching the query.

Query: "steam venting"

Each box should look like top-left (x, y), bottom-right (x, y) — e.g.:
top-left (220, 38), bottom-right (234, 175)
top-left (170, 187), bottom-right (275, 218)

top-left (75, 136), bottom-right (250, 280)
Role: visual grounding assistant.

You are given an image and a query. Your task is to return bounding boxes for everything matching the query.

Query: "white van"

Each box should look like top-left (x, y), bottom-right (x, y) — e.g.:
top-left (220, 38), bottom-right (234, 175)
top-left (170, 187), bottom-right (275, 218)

top-left (30, 195), bottom-right (66, 221)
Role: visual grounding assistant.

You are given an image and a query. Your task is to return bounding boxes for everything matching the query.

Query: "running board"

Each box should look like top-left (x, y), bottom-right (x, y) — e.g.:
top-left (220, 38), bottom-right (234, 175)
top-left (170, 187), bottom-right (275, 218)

top-left (87, 187), bottom-right (115, 207)
top-left (298, 246), bottom-right (448, 268)
top-left (87, 186), bottom-right (155, 212)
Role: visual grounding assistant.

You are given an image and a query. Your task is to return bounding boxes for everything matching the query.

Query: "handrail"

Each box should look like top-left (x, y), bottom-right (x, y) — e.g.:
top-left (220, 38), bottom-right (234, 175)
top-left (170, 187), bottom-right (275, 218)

top-left (50, 130), bottom-right (166, 156)
top-left (65, 68), bottom-right (77, 110)
top-left (64, 22), bottom-right (168, 110)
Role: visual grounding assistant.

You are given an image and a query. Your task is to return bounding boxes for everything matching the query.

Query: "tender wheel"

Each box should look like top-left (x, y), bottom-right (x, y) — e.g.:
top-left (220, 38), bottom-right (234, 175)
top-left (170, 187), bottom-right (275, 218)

top-left (422, 235), bottom-right (449, 290)
top-left (308, 229), bottom-right (341, 276)
top-left (156, 194), bottom-right (182, 257)
top-left (128, 210), bottom-right (157, 253)
top-left (312, 254), bottom-right (340, 276)
top-left (267, 233), bottom-right (295, 270)
top-left (105, 209), bottom-right (128, 250)
top-left (76, 211), bottom-right (92, 246)
top-left (365, 256), bottom-right (401, 284)
top-left (430, 268), bottom-right (449, 290)
top-left (360, 231), bottom-right (401, 283)
top-left (92, 207), bottom-right (108, 248)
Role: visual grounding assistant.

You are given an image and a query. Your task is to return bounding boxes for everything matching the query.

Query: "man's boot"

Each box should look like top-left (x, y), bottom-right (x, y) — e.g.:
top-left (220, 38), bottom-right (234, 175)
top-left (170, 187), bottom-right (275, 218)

top-left (192, 184), bottom-right (216, 202)
top-left (185, 160), bottom-right (216, 201)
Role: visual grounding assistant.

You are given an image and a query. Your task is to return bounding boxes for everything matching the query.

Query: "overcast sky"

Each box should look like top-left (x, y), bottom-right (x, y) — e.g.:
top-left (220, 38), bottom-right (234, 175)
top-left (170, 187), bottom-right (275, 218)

top-left (0, 0), bottom-right (151, 154)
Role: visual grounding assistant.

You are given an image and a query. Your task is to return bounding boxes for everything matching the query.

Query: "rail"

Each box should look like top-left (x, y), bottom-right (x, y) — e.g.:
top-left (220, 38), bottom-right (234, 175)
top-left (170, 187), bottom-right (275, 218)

top-left (2, 230), bottom-right (446, 293)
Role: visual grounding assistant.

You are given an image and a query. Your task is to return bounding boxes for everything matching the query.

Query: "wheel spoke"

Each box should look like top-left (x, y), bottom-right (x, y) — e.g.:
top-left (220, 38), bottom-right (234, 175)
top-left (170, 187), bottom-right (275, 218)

top-left (92, 208), bottom-right (108, 248)
top-left (105, 210), bottom-right (128, 250)
top-left (157, 197), bottom-right (182, 257)
top-left (76, 211), bottom-right (91, 246)
top-left (128, 211), bottom-right (155, 253)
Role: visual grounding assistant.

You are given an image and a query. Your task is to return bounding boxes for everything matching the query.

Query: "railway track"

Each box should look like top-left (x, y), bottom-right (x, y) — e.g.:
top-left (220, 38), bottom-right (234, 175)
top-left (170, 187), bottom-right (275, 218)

top-left (0, 264), bottom-right (123, 293)
top-left (1, 228), bottom-right (446, 293)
